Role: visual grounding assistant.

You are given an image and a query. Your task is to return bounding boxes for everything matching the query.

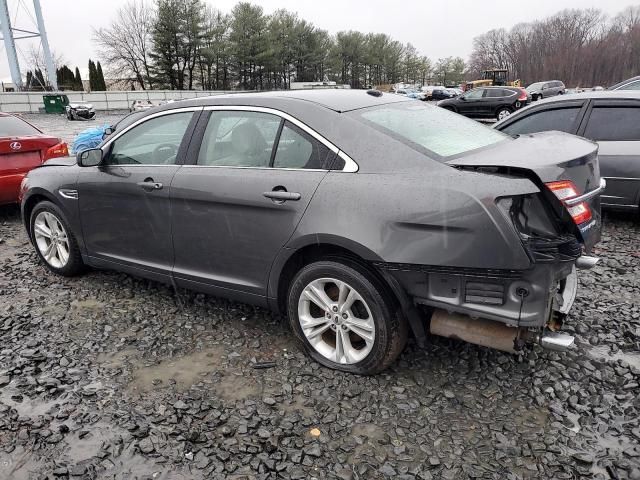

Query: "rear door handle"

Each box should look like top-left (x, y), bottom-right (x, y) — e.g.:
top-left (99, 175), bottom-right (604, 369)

top-left (137, 180), bottom-right (163, 191)
top-left (263, 191), bottom-right (301, 201)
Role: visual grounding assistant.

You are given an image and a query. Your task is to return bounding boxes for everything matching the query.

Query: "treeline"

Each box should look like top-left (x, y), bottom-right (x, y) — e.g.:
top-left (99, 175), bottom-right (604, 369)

top-left (468, 6), bottom-right (640, 87)
top-left (93, 0), bottom-right (466, 91)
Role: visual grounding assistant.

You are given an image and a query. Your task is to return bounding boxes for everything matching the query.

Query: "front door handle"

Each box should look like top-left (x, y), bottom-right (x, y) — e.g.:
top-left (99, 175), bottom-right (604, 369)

top-left (137, 179), bottom-right (163, 191)
top-left (263, 191), bottom-right (301, 202)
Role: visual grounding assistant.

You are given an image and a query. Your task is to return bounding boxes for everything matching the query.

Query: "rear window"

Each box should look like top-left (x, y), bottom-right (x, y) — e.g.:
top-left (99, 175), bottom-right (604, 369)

top-left (352, 102), bottom-right (509, 158)
top-left (0, 115), bottom-right (41, 137)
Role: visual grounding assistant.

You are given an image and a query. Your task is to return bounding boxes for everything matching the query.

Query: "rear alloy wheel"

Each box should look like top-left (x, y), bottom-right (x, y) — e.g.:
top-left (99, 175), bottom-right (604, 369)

top-left (496, 107), bottom-right (512, 121)
top-left (287, 260), bottom-right (408, 374)
top-left (30, 201), bottom-right (84, 276)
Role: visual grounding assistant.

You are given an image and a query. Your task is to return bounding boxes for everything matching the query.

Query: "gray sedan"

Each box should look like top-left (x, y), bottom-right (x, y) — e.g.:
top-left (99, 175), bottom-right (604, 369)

top-left (495, 91), bottom-right (640, 213)
top-left (20, 90), bottom-right (603, 374)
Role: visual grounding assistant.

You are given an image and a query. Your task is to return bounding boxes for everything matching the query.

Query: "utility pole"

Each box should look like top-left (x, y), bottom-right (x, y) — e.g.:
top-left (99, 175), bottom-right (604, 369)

top-left (0, 0), bottom-right (58, 91)
top-left (33, 0), bottom-right (57, 90)
top-left (0, 0), bottom-right (23, 90)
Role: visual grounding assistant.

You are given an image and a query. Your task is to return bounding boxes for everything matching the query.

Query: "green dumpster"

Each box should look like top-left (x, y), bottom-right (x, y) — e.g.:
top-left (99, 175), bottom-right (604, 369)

top-left (43, 94), bottom-right (69, 114)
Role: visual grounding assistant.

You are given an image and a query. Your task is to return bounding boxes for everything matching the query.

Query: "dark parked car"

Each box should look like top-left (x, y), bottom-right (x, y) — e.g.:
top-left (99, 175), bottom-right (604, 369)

top-left (526, 80), bottom-right (565, 101)
top-left (20, 90), bottom-right (603, 374)
top-left (430, 88), bottom-right (456, 101)
top-left (495, 91), bottom-right (640, 213)
top-left (608, 76), bottom-right (640, 91)
top-left (437, 86), bottom-right (530, 120)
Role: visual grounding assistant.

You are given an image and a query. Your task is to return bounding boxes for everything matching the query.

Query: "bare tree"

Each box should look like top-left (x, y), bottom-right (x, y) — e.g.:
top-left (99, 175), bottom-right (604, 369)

top-left (26, 45), bottom-right (66, 87)
top-left (93, 0), bottom-right (154, 89)
top-left (469, 7), bottom-right (639, 87)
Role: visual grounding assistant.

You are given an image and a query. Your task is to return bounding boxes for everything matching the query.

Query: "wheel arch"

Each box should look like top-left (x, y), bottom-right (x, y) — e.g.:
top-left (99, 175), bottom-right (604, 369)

top-left (269, 235), bottom-right (388, 315)
top-left (22, 188), bottom-right (62, 239)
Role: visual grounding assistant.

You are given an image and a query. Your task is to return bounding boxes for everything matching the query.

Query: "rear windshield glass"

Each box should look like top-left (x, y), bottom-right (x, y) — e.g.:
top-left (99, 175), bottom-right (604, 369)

top-left (352, 102), bottom-right (509, 158)
top-left (0, 115), bottom-right (41, 137)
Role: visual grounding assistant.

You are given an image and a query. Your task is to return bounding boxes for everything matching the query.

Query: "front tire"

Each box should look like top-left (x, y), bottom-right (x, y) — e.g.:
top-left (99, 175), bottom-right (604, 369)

top-left (287, 260), bottom-right (408, 375)
top-left (30, 201), bottom-right (84, 276)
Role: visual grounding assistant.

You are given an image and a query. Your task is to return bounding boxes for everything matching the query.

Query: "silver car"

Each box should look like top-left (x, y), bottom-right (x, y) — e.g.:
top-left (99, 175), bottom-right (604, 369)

top-left (526, 80), bottom-right (565, 101)
top-left (495, 90), bottom-right (640, 213)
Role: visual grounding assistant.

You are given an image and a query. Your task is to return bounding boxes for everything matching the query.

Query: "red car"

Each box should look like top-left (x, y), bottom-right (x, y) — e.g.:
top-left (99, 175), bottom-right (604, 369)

top-left (0, 113), bottom-right (68, 205)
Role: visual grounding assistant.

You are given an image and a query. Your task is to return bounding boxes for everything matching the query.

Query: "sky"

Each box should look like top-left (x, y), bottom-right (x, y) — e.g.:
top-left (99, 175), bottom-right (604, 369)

top-left (0, 0), bottom-right (637, 81)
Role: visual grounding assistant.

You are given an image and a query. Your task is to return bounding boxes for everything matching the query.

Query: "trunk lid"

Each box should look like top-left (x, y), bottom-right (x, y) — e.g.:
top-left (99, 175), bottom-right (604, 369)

top-left (0, 135), bottom-right (60, 175)
top-left (447, 131), bottom-right (601, 253)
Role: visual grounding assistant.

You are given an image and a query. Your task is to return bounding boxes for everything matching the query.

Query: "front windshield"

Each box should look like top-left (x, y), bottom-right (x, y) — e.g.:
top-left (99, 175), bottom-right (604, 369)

top-left (352, 102), bottom-right (509, 158)
top-left (526, 82), bottom-right (544, 91)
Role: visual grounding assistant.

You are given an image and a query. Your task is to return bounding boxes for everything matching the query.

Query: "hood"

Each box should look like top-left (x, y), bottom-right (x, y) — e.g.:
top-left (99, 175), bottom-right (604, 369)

top-left (69, 103), bottom-right (94, 109)
top-left (40, 156), bottom-right (77, 167)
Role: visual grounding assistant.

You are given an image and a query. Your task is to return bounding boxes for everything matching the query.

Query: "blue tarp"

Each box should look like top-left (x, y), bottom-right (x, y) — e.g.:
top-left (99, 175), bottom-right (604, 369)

top-left (71, 125), bottom-right (110, 154)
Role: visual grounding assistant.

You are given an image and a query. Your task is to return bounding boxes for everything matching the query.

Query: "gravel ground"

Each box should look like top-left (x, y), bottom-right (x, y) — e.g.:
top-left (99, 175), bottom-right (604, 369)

top-left (0, 115), bottom-right (639, 480)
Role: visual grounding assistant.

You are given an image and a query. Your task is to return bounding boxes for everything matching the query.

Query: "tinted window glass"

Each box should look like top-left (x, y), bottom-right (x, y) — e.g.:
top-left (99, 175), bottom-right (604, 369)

top-left (273, 122), bottom-right (332, 169)
top-left (198, 111), bottom-right (281, 167)
top-left (0, 115), bottom-right (41, 136)
top-left (485, 89), bottom-right (504, 98)
top-left (501, 107), bottom-right (581, 136)
top-left (354, 102), bottom-right (508, 158)
top-left (583, 107), bottom-right (640, 141)
top-left (464, 89), bottom-right (484, 100)
top-left (106, 112), bottom-right (192, 165)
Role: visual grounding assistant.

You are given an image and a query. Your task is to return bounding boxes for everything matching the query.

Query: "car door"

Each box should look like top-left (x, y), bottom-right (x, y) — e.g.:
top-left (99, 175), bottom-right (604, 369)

top-left (457, 88), bottom-right (485, 115)
top-left (578, 100), bottom-right (640, 209)
top-left (170, 107), bottom-right (338, 301)
top-left (77, 108), bottom-right (200, 280)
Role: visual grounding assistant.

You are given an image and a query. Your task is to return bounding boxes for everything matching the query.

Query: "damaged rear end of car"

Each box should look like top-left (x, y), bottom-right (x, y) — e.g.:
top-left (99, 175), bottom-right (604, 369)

top-left (420, 131), bottom-right (603, 352)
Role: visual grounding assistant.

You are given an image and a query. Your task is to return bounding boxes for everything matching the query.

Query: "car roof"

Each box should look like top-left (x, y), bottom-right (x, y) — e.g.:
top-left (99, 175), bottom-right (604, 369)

top-left (608, 75), bottom-right (640, 90)
top-left (158, 89), bottom-right (411, 114)
top-left (494, 90), bottom-right (640, 128)
top-left (530, 90), bottom-right (640, 104)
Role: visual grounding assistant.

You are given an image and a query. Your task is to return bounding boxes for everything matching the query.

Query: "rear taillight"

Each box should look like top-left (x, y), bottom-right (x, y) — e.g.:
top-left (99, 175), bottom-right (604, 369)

top-left (517, 89), bottom-right (528, 101)
top-left (546, 180), bottom-right (592, 225)
top-left (43, 142), bottom-right (69, 161)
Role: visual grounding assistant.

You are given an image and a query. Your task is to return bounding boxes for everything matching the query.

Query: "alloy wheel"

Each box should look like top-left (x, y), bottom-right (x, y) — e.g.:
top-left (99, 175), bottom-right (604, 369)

top-left (33, 211), bottom-right (70, 269)
top-left (297, 277), bottom-right (376, 364)
top-left (498, 109), bottom-right (511, 121)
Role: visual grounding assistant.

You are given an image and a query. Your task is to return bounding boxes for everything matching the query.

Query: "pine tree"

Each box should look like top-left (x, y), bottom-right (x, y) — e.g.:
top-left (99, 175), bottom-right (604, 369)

top-left (96, 61), bottom-right (107, 90)
top-left (74, 67), bottom-right (84, 91)
top-left (88, 60), bottom-right (97, 91)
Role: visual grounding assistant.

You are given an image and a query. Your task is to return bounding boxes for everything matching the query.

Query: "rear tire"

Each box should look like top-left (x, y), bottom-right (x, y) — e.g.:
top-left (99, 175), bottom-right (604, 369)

top-left (496, 107), bottom-right (512, 121)
top-left (30, 201), bottom-right (85, 277)
top-left (287, 260), bottom-right (408, 375)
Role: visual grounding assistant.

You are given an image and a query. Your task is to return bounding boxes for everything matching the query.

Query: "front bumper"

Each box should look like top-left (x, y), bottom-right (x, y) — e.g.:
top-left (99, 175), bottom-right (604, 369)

top-left (72, 109), bottom-right (96, 119)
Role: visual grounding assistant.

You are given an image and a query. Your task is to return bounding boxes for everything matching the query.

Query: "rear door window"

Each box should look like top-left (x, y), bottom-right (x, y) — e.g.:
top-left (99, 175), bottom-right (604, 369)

top-left (583, 107), bottom-right (640, 141)
top-left (273, 121), bottom-right (333, 169)
top-left (501, 107), bottom-right (583, 136)
top-left (198, 111), bottom-right (281, 167)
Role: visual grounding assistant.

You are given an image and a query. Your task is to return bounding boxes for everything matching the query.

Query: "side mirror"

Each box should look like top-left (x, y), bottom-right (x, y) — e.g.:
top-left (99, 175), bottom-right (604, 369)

top-left (459, 96), bottom-right (467, 101)
top-left (77, 148), bottom-right (103, 167)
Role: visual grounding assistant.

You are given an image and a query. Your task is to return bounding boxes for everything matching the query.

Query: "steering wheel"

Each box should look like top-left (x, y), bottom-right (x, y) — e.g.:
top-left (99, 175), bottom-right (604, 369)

top-left (152, 143), bottom-right (179, 164)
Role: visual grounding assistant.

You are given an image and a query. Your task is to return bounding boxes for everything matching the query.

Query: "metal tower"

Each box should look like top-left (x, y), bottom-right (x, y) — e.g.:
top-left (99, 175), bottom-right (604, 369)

top-left (0, 0), bottom-right (57, 90)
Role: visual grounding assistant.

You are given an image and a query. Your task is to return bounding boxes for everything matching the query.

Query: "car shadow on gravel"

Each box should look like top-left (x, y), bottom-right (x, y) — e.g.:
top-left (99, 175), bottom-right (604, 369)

top-left (1, 205), bottom-right (639, 479)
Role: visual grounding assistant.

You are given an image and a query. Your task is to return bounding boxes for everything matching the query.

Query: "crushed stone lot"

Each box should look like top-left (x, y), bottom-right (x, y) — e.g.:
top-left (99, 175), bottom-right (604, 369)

top-left (1, 208), bottom-right (639, 480)
top-left (0, 113), bottom-right (639, 480)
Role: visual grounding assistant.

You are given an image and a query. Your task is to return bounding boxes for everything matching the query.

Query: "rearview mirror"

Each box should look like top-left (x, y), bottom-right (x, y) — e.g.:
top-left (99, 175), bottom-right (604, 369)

top-left (104, 126), bottom-right (115, 136)
top-left (77, 148), bottom-right (103, 167)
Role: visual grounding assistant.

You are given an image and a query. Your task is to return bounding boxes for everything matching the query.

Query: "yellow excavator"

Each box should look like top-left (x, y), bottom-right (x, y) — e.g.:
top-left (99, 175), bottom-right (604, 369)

top-left (464, 69), bottom-right (521, 91)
